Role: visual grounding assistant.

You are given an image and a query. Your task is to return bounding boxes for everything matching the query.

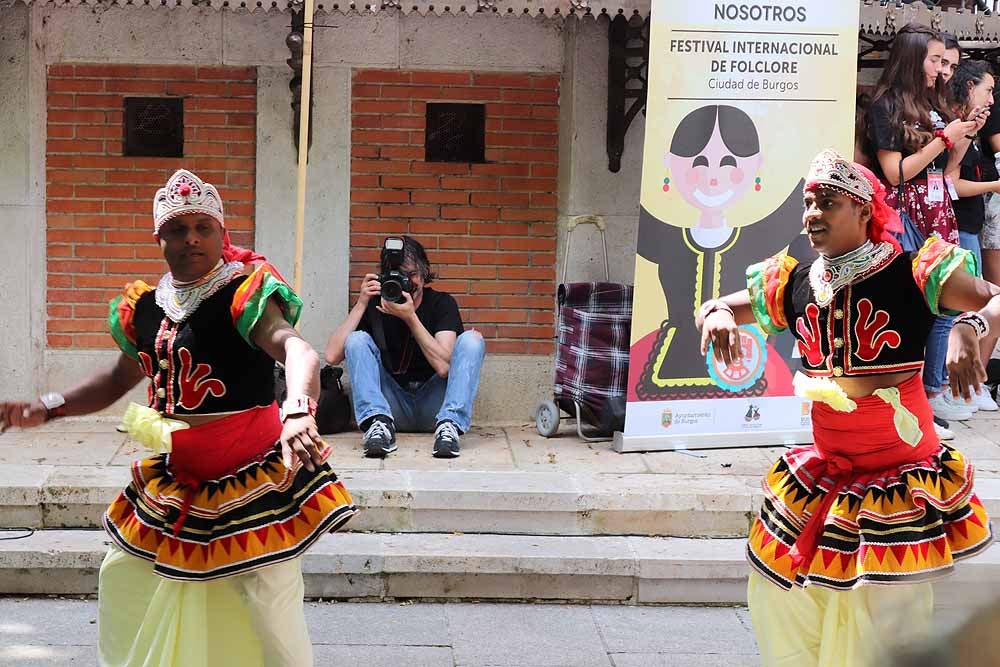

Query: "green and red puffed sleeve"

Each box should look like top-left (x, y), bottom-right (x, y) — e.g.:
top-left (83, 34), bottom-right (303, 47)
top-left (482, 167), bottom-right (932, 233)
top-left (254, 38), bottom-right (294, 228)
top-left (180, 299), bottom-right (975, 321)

top-left (912, 237), bottom-right (978, 316)
top-left (108, 281), bottom-right (153, 361)
top-left (231, 262), bottom-right (303, 347)
top-left (745, 254), bottom-right (797, 335)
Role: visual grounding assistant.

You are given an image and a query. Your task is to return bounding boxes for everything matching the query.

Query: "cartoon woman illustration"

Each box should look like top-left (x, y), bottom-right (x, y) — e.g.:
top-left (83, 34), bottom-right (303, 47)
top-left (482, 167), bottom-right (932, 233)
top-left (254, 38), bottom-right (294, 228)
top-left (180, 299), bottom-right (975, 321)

top-left (631, 105), bottom-right (806, 401)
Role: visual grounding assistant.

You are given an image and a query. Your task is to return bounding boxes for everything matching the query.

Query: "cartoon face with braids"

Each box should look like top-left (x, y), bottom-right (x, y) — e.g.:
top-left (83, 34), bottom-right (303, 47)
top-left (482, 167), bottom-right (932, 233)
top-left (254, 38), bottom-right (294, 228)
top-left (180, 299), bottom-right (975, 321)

top-left (631, 105), bottom-right (806, 402)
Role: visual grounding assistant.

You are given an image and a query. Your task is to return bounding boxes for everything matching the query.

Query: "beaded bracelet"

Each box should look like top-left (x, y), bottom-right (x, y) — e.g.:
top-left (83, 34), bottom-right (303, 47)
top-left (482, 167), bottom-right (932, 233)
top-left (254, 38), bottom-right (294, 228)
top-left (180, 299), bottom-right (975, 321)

top-left (955, 311), bottom-right (990, 339)
top-left (699, 300), bottom-right (734, 320)
top-left (935, 129), bottom-right (955, 150)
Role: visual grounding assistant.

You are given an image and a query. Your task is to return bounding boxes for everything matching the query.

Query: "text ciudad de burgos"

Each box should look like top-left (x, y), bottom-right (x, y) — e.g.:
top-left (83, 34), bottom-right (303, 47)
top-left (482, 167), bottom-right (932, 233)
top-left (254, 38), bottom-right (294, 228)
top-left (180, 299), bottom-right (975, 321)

top-left (669, 3), bottom-right (838, 94)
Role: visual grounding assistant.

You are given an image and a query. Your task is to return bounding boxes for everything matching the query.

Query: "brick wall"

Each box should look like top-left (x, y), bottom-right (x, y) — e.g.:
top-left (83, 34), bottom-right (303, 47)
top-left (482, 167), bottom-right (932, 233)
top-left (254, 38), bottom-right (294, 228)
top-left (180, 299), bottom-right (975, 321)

top-left (46, 64), bottom-right (257, 349)
top-left (350, 70), bottom-right (560, 355)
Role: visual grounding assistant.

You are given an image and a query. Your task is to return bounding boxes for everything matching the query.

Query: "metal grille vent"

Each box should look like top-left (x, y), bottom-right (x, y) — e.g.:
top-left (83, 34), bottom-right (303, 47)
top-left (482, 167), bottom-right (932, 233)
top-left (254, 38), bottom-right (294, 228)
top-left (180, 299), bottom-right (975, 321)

top-left (124, 97), bottom-right (184, 158)
top-left (425, 103), bottom-right (486, 163)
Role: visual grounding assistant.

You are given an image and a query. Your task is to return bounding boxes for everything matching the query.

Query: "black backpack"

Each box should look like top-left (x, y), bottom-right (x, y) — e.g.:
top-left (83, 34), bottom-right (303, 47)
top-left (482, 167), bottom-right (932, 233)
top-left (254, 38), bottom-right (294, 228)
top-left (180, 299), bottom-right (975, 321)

top-left (274, 364), bottom-right (354, 435)
top-left (985, 359), bottom-right (1000, 398)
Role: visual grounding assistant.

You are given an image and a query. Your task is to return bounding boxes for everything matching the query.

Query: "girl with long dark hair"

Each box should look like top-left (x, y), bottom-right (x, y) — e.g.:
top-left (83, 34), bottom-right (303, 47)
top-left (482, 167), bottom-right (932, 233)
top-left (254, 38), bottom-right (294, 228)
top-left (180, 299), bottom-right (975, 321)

top-left (949, 59), bottom-right (1000, 410)
top-left (867, 23), bottom-right (978, 236)
top-left (977, 76), bottom-right (1000, 290)
top-left (866, 23), bottom-right (986, 423)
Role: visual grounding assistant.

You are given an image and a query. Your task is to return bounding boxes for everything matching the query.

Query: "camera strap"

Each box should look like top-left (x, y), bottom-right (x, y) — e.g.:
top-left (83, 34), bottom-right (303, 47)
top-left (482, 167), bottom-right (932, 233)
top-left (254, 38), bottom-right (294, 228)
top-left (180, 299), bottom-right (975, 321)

top-left (367, 301), bottom-right (393, 370)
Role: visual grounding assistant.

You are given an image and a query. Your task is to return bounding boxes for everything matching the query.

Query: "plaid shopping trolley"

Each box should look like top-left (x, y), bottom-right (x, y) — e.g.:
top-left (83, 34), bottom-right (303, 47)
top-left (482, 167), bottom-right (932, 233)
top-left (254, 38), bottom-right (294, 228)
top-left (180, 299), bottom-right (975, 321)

top-left (535, 216), bottom-right (633, 441)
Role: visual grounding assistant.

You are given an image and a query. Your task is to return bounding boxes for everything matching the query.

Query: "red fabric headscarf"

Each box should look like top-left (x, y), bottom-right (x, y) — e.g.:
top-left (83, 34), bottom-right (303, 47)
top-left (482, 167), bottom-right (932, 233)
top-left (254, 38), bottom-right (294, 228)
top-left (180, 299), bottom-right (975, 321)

top-left (221, 229), bottom-right (266, 264)
top-left (855, 162), bottom-right (902, 252)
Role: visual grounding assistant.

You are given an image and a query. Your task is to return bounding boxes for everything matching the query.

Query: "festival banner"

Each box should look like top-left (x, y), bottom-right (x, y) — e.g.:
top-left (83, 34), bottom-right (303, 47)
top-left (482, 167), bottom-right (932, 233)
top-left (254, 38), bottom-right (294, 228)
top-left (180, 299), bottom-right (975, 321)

top-left (615, 1), bottom-right (860, 452)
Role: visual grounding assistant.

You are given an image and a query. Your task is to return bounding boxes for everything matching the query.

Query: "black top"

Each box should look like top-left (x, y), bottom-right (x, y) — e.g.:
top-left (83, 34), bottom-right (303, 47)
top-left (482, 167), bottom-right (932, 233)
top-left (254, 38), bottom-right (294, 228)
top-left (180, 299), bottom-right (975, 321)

top-left (132, 278), bottom-right (277, 415)
top-left (952, 139), bottom-right (986, 234)
top-left (784, 249), bottom-right (933, 377)
top-left (866, 95), bottom-right (948, 181)
top-left (978, 104), bottom-right (1000, 182)
top-left (358, 287), bottom-right (464, 386)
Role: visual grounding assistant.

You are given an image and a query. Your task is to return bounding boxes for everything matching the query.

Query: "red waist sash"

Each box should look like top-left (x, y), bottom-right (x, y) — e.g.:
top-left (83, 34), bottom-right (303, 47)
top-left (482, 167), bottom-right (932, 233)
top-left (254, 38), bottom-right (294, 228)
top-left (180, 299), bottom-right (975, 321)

top-left (788, 373), bottom-right (941, 570)
top-left (167, 402), bottom-right (282, 534)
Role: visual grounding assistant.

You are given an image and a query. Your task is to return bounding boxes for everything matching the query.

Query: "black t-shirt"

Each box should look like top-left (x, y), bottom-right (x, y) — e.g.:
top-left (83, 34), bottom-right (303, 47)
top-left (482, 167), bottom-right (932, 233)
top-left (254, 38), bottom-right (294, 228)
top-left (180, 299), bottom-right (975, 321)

top-left (978, 104), bottom-right (1000, 181)
top-left (866, 95), bottom-right (948, 181)
top-left (358, 287), bottom-right (464, 386)
top-left (953, 139), bottom-right (986, 234)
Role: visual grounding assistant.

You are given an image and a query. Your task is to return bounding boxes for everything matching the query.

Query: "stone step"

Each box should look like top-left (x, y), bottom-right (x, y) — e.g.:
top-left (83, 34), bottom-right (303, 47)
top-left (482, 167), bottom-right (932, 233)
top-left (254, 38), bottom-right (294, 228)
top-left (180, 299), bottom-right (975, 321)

top-left (2, 529), bottom-right (998, 607)
top-left (0, 529), bottom-right (742, 603)
top-left (6, 465), bottom-right (1000, 540)
top-left (0, 465), bottom-right (761, 538)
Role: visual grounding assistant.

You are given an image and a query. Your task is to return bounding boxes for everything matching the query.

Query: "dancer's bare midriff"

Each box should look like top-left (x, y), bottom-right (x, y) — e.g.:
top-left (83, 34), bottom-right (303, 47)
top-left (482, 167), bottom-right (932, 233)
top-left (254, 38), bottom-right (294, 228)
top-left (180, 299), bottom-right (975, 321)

top-left (171, 409), bottom-right (252, 427)
top-left (832, 370), bottom-right (920, 399)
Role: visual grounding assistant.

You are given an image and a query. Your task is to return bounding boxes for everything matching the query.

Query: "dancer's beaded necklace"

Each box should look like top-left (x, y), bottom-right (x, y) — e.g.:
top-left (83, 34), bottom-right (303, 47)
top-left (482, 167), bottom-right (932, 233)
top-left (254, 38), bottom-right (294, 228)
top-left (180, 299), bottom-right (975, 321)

top-left (809, 241), bottom-right (894, 308)
top-left (155, 259), bottom-right (244, 323)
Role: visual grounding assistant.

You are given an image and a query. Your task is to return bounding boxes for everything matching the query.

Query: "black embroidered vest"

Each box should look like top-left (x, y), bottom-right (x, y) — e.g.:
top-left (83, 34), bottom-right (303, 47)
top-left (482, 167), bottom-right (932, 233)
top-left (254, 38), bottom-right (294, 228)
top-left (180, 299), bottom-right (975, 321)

top-left (132, 278), bottom-right (276, 414)
top-left (785, 251), bottom-right (934, 377)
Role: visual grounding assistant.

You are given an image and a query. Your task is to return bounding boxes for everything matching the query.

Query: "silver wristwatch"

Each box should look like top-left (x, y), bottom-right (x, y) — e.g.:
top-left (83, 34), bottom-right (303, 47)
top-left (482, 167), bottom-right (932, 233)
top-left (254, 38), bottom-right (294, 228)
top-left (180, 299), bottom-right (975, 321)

top-left (280, 396), bottom-right (317, 422)
top-left (39, 392), bottom-right (67, 421)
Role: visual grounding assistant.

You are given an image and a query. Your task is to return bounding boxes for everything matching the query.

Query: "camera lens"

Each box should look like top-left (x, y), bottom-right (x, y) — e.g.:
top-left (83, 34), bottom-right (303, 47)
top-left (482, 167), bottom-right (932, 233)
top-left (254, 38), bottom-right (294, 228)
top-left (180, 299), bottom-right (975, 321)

top-left (382, 279), bottom-right (403, 303)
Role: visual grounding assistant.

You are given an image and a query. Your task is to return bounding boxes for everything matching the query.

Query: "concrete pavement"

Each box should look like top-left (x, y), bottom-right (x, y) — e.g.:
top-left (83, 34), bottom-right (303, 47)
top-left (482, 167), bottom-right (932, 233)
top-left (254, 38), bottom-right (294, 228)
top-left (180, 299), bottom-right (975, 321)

top-left (0, 598), bottom-right (763, 667)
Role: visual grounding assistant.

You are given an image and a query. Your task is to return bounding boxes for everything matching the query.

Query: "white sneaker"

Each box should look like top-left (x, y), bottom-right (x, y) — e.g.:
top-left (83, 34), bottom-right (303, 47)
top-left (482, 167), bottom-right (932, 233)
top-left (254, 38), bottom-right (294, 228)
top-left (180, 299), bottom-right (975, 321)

top-left (928, 393), bottom-right (974, 421)
top-left (962, 394), bottom-right (979, 413)
top-left (934, 421), bottom-right (955, 441)
top-left (942, 386), bottom-right (979, 412)
top-left (944, 391), bottom-right (978, 415)
top-left (974, 388), bottom-right (1000, 412)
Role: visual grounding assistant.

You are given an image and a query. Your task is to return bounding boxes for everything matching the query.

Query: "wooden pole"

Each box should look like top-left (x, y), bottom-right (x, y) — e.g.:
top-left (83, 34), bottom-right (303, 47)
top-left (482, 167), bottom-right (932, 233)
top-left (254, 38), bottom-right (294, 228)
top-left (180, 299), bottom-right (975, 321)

top-left (292, 0), bottom-right (315, 296)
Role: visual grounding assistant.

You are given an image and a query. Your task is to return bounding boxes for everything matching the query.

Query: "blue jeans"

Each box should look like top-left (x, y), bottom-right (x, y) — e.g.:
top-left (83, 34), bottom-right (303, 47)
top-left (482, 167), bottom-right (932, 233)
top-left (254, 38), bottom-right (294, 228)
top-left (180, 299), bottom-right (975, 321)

top-left (959, 230), bottom-right (983, 274)
top-left (344, 330), bottom-right (486, 433)
top-left (924, 314), bottom-right (953, 394)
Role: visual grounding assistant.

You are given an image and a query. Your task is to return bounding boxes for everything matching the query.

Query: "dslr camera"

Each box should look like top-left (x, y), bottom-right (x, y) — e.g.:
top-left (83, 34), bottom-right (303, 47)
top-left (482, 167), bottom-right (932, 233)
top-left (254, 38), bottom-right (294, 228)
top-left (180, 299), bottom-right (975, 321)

top-left (379, 237), bottom-right (414, 304)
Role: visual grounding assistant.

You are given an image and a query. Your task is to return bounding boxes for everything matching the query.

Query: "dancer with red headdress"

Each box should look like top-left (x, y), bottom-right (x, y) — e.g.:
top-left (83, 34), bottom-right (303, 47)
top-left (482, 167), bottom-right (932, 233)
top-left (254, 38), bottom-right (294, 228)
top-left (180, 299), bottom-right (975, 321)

top-left (0, 169), bottom-right (356, 666)
top-left (697, 149), bottom-right (994, 666)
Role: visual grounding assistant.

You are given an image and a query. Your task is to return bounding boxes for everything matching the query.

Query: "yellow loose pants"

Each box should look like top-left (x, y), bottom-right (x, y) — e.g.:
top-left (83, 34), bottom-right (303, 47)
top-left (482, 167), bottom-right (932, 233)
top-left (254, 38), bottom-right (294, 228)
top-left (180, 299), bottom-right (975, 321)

top-left (747, 570), bottom-right (933, 667)
top-left (98, 546), bottom-right (313, 667)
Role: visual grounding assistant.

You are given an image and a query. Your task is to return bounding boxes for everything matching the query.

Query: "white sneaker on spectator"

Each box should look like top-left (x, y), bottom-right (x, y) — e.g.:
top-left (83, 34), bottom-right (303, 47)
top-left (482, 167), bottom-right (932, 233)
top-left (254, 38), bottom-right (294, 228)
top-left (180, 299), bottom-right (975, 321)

top-left (974, 388), bottom-right (1000, 412)
top-left (928, 393), bottom-right (974, 421)
top-left (945, 391), bottom-right (978, 415)
top-left (934, 421), bottom-right (955, 441)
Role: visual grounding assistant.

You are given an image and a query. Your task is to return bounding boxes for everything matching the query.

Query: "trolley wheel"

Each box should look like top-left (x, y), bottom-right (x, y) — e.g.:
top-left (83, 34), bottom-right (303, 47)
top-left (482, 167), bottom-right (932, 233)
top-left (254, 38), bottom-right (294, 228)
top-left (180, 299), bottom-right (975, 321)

top-left (535, 400), bottom-right (561, 438)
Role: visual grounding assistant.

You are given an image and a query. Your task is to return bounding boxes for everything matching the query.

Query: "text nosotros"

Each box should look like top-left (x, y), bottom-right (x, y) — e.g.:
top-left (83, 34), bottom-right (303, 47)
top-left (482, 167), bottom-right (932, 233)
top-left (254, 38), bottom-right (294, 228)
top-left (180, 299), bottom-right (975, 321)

top-left (714, 3), bottom-right (807, 22)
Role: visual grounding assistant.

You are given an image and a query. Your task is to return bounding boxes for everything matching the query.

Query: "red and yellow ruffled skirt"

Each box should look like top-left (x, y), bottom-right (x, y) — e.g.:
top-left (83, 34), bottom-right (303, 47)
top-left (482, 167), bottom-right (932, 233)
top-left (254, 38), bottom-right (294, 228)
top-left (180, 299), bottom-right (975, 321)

top-left (103, 403), bottom-right (356, 582)
top-left (749, 374), bottom-right (992, 591)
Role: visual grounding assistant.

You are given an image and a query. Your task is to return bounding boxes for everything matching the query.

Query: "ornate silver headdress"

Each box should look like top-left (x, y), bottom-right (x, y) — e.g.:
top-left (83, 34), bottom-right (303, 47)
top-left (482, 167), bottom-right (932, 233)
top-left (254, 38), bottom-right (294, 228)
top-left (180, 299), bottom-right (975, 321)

top-left (152, 169), bottom-right (225, 236)
top-left (804, 149), bottom-right (875, 204)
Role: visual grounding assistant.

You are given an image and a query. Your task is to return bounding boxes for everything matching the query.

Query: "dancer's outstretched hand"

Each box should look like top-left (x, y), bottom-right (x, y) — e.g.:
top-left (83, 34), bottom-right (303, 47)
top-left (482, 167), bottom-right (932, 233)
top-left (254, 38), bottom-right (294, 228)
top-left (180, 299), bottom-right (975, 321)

top-left (947, 324), bottom-right (987, 403)
top-left (700, 310), bottom-right (743, 370)
top-left (0, 401), bottom-right (46, 433)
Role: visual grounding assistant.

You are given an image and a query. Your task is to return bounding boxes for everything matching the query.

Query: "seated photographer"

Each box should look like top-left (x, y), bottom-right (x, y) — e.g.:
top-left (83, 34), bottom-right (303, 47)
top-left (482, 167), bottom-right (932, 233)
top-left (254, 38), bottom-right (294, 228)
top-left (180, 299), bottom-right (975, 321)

top-left (325, 236), bottom-right (486, 459)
